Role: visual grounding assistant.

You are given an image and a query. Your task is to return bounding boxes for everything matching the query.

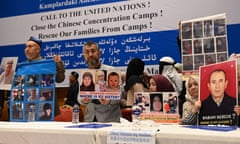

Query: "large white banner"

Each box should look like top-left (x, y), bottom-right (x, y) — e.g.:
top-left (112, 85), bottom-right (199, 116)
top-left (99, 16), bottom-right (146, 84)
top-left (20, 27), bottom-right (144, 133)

top-left (0, 0), bottom-right (239, 45)
top-left (0, 0), bottom-right (239, 73)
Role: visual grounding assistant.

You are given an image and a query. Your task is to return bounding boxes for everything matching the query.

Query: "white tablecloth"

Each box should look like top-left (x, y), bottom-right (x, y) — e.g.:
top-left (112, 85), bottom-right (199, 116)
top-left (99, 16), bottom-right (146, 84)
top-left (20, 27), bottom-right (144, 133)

top-left (0, 122), bottom-right (239, 144)
top-left (96, 123), bottom-right (240, 144)
top-left (0, 122), bottom-right (96, 144)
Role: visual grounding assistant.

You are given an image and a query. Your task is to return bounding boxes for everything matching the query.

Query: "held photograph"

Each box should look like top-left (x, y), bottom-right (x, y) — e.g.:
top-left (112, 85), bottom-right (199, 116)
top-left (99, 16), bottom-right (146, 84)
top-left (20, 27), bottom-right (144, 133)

top-left (199, 60), bottom-right (238, 125)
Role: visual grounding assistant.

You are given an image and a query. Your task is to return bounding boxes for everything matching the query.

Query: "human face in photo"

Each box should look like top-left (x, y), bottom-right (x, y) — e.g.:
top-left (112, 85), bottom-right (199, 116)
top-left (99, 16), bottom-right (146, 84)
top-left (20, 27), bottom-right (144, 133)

top-left (153, 96), bottom-right (162, 112)
top-left (83, 76), bottom-right (92, 87)
top-left (108, 75), bottom-right (119, 88)
top-left (208, 71), bottom-right (227, 101)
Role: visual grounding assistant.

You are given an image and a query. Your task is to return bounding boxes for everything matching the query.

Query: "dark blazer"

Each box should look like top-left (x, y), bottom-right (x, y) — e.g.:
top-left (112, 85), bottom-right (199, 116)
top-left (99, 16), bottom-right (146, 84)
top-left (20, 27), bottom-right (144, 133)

top-left (200, 93), bottom-right (236, 115)
top-left (199, 93), bottom-right (237, 125)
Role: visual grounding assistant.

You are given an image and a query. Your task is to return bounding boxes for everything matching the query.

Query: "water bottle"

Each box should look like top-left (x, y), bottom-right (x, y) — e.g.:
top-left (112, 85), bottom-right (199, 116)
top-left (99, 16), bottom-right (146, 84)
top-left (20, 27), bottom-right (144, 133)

top-left (72, 104), bottom-right (79, 124)
top-left (132, 105), bottom-right (142, 130)
top-left (18, 103), bottom-right (23, 119)
top-left (28, 105), bottom-right (36, 121)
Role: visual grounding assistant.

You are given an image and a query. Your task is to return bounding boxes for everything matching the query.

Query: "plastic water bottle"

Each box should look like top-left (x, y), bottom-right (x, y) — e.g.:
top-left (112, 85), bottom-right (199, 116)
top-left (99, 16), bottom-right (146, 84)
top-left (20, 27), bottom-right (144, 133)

top-left (72, 104), bottom-right (79, 124)
top-left (132, 105), bottom-right (142, 130)
top-left (28, 105), bottom-right (36, 121)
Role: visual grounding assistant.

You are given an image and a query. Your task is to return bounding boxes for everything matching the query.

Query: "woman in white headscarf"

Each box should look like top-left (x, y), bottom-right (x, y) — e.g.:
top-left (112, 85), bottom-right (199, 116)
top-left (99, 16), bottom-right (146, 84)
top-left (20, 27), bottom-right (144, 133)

top-left (181, 75), bottom-right (201, 125)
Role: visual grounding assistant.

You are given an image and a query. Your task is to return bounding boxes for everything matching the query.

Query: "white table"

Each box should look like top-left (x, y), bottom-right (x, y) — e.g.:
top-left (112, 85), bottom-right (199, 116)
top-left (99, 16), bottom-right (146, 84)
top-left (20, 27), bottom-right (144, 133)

top-left (155, 125), bottom-right (240, 144)
top-left (0, 122), bottom-right (96, 144)
top-left (96, 123), bottom-right (240, 144)
top-left (0, 122), bottom-right (239, 144)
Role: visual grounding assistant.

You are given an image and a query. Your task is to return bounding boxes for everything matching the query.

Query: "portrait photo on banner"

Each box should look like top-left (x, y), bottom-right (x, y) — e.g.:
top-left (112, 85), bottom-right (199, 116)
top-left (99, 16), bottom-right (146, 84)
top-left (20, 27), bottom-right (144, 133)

top-left (0, 57), bottom-right (18, 90)
top-left (199, 59), bottom-right (238, 126)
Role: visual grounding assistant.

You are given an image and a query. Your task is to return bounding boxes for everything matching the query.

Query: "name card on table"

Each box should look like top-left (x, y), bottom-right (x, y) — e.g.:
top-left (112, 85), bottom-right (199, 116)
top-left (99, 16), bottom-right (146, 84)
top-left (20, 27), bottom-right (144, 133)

top-left (107, 129), bottom-right (156, 144)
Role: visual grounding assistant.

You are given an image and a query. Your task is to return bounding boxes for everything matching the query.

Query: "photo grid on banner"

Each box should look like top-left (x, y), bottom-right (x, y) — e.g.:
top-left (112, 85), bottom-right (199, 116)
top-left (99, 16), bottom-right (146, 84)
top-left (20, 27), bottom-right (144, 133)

top-left (10, 59), bottom-right (56, 122)
top-left (181, 13), bottom-right (228, 76)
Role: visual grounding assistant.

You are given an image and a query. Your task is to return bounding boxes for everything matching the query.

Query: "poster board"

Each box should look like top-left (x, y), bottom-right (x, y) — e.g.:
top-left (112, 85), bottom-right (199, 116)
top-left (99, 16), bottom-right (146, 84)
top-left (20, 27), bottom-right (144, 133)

top-left (199, 60), bottom-right (238, 125)
top-left (135, 92), bottom-right (179, 123)
top-left (10, 59), bottom-right (56, 122)
top-left (0, 57), bottom-right (18, 90)
top-left (79, 69), bottom-right (122, 100)
top-left (229, 53), bottom-right (240, 105)
top-left (181, 13), bottom-right (228, 76)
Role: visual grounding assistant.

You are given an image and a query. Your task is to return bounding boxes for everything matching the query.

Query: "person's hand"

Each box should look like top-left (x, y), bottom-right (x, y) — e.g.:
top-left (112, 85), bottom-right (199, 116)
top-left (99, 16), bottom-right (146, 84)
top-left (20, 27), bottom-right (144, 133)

top-left (192, 100), bottom-right (201, 114)
top-left (234, 105), bottom-right (240, 116)
top-left (99, 97), bottom-right (110, 105)
top-left (178, 20), bottom-right (182, 38)
top-left (81, 97), bottom-right (91, 104)
top-left (53, 55), bottom-right (62, 63)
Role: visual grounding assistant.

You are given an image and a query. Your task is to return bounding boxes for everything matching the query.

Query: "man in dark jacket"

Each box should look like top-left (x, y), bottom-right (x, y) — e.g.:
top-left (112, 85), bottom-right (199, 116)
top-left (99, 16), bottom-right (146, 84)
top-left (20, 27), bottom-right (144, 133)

top-left (65, 71), bottom-right (80, 106)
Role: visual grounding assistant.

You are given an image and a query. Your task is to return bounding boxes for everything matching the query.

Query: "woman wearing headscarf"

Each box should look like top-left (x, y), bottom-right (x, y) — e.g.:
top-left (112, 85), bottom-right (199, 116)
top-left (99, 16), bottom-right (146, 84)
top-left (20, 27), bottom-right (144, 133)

top-left (149, 74), bottom-right (175, 92)
top-left (80, 72), bottom-right (95, 91)
top-left (181, 75), bottom-right (201, 125)
top-left (124, 58), bottom-right (149, 106)
top-left (159, 56), bottom-right (183, 95)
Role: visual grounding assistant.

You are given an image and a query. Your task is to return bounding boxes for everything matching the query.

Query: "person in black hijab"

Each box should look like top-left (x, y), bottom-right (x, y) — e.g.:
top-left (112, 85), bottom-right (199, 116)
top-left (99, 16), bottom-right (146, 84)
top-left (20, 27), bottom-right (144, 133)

top-left (124, 58), bottom-right (149, 106)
